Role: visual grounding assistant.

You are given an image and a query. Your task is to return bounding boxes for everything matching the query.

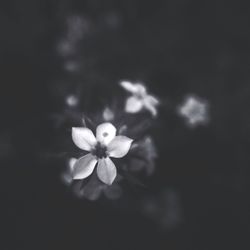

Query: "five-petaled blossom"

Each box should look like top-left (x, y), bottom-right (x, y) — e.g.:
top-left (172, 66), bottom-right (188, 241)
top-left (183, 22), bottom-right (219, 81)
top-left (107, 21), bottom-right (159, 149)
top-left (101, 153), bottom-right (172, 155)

top-left (72, 122), bottom-right (133, 185)
top-left (178, 95), bottom-right (209, 127)
top-left (120, 81), bottom-right (160, 117)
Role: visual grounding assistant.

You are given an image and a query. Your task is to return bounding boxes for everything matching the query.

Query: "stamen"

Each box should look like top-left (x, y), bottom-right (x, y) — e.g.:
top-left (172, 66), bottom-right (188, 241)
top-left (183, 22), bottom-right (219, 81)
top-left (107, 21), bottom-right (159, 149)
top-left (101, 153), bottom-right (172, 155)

top-left (92, 142), bottom-right (108, 159)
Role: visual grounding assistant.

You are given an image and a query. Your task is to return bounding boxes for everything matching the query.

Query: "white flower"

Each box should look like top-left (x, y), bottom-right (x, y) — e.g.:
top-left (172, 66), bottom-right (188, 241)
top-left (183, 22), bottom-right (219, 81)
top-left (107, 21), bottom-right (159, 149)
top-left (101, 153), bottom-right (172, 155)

top-left (178, 95), bottom-right (209, 127)
top-left (120, 81), bottom-right (160, 117)
top-left (71, 122), bottom-right (133, 185)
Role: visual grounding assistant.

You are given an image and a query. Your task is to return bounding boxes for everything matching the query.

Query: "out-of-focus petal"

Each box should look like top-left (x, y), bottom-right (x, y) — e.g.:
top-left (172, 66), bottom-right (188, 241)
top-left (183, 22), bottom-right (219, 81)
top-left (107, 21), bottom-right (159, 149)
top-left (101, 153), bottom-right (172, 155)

top-left (68, 158), bottom-right (77, 172)
top-left (104, 184), bottom-right (122, 200)
top-left (108, 136), bottom-right (133, 158)
top-left (125, 96), bottom-right (143, 113)
top-left (72, 127), bottom-right (97, 151)
top-left (61, 172), bottom-right (73, 185)
top-left (144, 95), bottom-right (160, 117)
top-left (72, 153), bottom-right (97, 180)
top-left (96, 122), bottom-right (116, 145)
top-left (120, 81), bottom-right (147, 95)
top-left (82, 174), bottom-right (104, 201)
top-left (96, 157), bottom-right (117, 185)
top-left (103, 107), bottom-right (114, 121)
top-left (144, 101), bottom-right (158, 117)
top-left (120, 81), bottom-right (139, 93)
top-left (146, 95), bottom-right (160, 106)
top-left (134, 83), bottom-right (147, 95)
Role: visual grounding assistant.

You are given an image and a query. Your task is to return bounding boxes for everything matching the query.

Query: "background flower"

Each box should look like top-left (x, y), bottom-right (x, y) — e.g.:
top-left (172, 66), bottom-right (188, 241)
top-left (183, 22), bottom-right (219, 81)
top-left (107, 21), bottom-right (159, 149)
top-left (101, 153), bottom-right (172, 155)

top-left (120, 81), bottom-right (160, 117)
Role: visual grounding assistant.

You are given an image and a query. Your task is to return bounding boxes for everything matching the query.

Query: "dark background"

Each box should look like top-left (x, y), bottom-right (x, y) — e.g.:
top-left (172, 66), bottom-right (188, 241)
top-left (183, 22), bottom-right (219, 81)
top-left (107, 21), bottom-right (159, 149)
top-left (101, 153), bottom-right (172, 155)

top-left (0, 0), bottom-right (249, 249)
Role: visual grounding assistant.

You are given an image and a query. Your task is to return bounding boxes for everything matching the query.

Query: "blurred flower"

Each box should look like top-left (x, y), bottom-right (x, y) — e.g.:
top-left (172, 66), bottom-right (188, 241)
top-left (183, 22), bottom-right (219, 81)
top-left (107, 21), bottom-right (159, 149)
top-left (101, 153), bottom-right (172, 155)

top-left (66, 15), bottom-right (89, 41)
top-left (71, 122), bottom-right (133, 185)
top-left (63, 61), bottom-right (81, 72)
top-left (178, 95), bottom-right (209, 127)
top-left (120, 81), bottom-right (160, 117)
top-left (103, 107), bottom-right (114, 121)
top-left (57, 15), bottom-right (90, 57)
top-left (65, 95), bottom-right (78, 107)
top-left (142, 189), bottom-right (182, 230)
top-left (129, 136), bottom-right (157, 175)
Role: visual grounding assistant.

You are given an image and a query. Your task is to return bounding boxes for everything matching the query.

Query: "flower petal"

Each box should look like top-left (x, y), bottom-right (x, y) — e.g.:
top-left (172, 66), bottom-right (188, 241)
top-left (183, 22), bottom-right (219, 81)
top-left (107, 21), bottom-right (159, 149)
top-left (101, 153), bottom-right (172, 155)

top-left (68, 157), bottom-right (77, 172)
top-left (134, 83), bottom-right (147, 95)
top-left (120, 81), bottom-right (146, 95)
top-left (72, 153), bottom-right (97, 180)
top-left (96, 157), bottom-right (117, 185)
top-left (144, 101), bottom-right (158, 117)
top-left (146, 95), bottom-right (160, 106)
top-left (120, 81), bottom-right (139, 94)
top-left (125, 96), bottom-right (144, 113)
top-left (108, 136), bottom-right (133, 158)
top-left (72, 127), bottom-right (97, 151)
top-left (96, 122), bottom-right (116, 145)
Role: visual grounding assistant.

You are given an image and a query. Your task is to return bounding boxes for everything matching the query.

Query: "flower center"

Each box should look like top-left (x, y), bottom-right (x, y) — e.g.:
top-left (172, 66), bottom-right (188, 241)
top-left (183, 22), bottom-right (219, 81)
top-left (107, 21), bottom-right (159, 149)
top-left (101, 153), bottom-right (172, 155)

top-left (103, 132), bottom-right (108, 137)
top-left (135, 91), bottom-right (146, 100)
top-left (92, 142), bottom-right (108, 159)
